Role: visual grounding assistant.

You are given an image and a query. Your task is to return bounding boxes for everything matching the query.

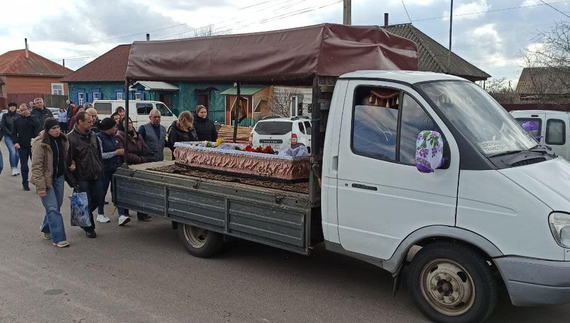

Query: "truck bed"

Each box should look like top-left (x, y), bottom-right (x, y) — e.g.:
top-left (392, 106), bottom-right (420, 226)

top-left (112, 161), bottom-right (314, 255)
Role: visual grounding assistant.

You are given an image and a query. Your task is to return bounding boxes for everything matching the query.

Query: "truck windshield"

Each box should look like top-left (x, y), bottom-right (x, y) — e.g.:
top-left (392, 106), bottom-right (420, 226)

top-left (418, 81), bottom-right (536, 157)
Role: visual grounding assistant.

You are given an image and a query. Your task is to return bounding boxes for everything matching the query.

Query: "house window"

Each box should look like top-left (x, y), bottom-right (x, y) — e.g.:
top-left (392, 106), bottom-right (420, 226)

top-left (93, 92), bottom-right (100, 101)
top-left (51, 83), bottom-right (64, 95)
top-left (116, 92), bottom-right (124, 100)
top-left (78, 92), bottom-right (85, 105)
top-left (135, 92), bottom-right (142, 100)
top-left (290, 96), bottom-right (302, 117)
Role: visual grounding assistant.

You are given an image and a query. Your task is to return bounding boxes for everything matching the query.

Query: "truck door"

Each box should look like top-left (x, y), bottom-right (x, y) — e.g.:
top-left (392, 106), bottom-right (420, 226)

top-left (336, 81), bottom-right (460, 260)
top-left (544, 114), bottom-right (569, 160)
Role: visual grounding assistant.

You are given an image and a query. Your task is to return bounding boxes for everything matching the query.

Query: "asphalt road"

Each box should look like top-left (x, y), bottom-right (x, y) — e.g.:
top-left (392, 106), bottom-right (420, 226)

top-left (0, 144), bottom-right (569, 323)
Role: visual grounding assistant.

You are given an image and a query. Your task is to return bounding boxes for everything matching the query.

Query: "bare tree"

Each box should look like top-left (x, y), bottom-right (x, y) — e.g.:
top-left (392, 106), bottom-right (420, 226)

top-left (521, 21), bottom-right (570, 105)
top-left (485, 77), bottom-right (518, 104)
top-left (194, 25), bottom-right (214, 37)
top-left (270, 87), bottom-right (305, 117)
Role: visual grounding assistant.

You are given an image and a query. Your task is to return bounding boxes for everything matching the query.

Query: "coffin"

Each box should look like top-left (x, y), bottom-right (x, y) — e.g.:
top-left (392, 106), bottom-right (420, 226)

top-left (173, 142), bottom-right (310, 182)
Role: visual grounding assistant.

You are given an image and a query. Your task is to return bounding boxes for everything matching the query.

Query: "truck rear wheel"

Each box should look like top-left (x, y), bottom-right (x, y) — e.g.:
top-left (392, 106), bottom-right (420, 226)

top-left (177, 223), bottom-right (224, 258)
top-left (407, 242), bottom-right (497, 323)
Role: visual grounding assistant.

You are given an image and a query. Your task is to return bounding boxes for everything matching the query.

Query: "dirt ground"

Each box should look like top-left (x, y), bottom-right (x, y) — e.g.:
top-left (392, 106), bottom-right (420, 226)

top-left (150, 164), bottom-right (310, 194)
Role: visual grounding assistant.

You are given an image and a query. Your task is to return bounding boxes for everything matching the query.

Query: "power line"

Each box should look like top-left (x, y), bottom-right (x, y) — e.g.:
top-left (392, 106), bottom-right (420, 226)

top-left (413, 1), bottom-right (570, 22)
top-left (401, 0), bottom-right (412, 23)
top-left (539, 0), bottom-right (570, 18)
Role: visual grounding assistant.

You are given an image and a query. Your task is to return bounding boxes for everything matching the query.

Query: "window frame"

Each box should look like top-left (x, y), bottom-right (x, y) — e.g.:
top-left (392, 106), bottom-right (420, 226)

top-left (51, 83), bottom-right (64, 95)
top-left (546, 118), bottom-right (566, 145)
top-left (77, 92), bottom-right (85, 106)
top-left (350, 85), bottom-right (442, 166)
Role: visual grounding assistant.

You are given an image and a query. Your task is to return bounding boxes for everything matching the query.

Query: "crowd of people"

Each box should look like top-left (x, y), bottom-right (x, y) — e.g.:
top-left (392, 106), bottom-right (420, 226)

top-left (0, 99), bottom-right (218, 249)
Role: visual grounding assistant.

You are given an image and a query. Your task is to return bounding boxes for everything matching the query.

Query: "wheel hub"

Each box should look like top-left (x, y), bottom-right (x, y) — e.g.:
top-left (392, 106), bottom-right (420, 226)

top-left (420, 259), bottom-right (476, 316)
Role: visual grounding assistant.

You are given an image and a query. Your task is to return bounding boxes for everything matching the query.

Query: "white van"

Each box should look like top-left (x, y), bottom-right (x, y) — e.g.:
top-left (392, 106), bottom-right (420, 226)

top-left (510, 110), bottom-right (570, 160)
top-left (92, 99), bottom-right (177, 129)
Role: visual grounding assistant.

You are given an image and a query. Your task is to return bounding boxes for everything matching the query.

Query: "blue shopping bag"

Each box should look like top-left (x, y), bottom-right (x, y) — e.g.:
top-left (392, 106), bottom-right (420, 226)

top-left (70, 191), bottom-right (92, 227)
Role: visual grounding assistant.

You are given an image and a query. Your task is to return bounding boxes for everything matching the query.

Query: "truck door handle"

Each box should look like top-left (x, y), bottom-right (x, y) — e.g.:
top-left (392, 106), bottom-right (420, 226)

top-left (332, 156), bottom-right (338, 172)
top-left (352, 183), bottom-right (377, 191)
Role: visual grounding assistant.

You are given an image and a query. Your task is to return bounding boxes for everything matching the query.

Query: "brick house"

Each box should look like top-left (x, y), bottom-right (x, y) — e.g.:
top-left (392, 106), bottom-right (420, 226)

top-left (0, 48), bottom-right (73, 108)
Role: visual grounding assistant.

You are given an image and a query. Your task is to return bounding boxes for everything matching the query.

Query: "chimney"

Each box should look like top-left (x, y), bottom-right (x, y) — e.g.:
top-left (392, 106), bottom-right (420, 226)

top-left (384, 13), bottom-right (389, 27)
top-left (25, 38), bottom-right (29, 58)
top-left (146, 33), bottom-right (150, 41)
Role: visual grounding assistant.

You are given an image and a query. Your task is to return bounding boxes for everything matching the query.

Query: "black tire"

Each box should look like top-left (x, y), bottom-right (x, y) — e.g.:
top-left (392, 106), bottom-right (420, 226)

top-left (177, 223), bottom-right (224, 258)
top-left (407, 242), bottom-right (498, 323)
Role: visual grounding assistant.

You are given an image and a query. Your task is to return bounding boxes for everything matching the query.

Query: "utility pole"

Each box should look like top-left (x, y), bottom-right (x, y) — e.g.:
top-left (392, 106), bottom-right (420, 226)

top-left (447, 0), bottom-right (453, 72)
top-left (343, 0), bottom-right (351, 25)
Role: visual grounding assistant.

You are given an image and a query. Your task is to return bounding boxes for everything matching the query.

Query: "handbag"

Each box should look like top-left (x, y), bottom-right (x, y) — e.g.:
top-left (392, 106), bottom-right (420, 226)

top-left (69, 190), bottom-right (92, 227)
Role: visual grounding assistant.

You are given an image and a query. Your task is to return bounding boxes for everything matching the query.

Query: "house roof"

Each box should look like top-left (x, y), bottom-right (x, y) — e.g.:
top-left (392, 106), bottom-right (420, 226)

top-left (0, 49), bottom-right (73, 77)
top-left (516, 67), bottom-right (570, 96)
top-left (131, 81), bottom-right (179, 91)
top-left (382, 24), bottom-right (490, 82)
top-left (220, 86), bottom-right (265, 96)
top-left (62, 45), bottom-right (131, 82)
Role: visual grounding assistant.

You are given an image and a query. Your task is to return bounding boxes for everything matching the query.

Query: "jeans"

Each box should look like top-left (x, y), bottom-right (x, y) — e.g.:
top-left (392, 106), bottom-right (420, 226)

top-left (59, 122), bottom-right (68, 133)
top-left (40, 176), bottom-right (67, 243)
top-left (0, 147), bottom-right (3, 174)
top-left (19, 147), bottom-right (32, 187)
top-left (97, 170), bottom-right (114, 215)
top-left (78, 179), bottom-right (103, 233)
top-left (4, 136), bottom-right (19, 169)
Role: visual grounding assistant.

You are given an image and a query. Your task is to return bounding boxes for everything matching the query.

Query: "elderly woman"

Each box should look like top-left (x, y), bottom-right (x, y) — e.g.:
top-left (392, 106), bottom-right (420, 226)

top-left (167, 111), bottom-right (198, 157)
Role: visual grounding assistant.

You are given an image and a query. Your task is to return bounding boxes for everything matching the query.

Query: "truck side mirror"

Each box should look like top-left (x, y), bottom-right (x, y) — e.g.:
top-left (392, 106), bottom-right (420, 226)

top-left (415, 130), bottom-right (444, 173)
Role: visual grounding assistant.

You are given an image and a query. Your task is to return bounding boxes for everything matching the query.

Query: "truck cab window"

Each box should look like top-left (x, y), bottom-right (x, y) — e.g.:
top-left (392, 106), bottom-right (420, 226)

top-left (352, 87), bottom-right (400, 161)
top-left (400, 94), bottom-right (439, 165)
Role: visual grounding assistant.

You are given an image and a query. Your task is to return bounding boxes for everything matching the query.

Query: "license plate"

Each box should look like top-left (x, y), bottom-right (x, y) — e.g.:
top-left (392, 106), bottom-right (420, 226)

top-left (260, 139), bottom-right (283, 144)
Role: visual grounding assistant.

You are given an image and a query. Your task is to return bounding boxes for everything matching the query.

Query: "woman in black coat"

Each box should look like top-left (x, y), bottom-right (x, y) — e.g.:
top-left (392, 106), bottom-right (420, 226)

top-left (193, 105), bottom-right (218, 142)
top-left (167, 111), bottom-right (199, 158)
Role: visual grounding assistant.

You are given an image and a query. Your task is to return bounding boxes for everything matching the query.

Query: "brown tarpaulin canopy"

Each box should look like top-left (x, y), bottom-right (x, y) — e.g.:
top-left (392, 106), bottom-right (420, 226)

top-left (126, 23), bottom-right (418, 85)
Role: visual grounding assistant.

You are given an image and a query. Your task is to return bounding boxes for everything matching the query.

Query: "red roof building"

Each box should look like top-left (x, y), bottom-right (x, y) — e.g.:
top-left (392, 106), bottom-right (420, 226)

top-left (61, 44), bottom-right (130, 82)
top-left (0, 49), bottom-right (73, 102)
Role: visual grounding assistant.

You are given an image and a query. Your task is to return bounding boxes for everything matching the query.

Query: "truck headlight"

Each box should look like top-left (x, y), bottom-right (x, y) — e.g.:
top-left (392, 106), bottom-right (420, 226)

top-left (549, 212), bottom-right (570, 248)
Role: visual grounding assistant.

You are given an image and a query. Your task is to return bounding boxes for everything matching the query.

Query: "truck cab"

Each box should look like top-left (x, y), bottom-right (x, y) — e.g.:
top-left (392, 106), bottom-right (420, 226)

top-left (321, 71), bottom-right (570, 321)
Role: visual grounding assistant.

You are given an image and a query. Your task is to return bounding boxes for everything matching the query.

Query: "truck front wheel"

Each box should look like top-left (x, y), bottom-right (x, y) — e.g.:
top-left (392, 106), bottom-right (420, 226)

top-left (177, 223), bottom-right (224, 258)
top-left (407, 242), bottom-right (498, 323)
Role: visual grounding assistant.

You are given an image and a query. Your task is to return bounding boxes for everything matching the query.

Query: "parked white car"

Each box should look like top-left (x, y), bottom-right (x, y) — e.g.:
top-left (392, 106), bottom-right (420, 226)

top-left (47, 107), bottom-right (60, 121)
top-left (510, 110), bottom-right (570, 160)
top-left (93, 99), bottom-right (177, 129)
top-left (249, 116), bottom-right (312, 152)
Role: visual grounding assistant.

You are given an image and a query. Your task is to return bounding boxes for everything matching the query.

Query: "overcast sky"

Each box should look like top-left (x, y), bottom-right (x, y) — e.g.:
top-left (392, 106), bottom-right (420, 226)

top-left (0, 0), bottom-right (568, 88)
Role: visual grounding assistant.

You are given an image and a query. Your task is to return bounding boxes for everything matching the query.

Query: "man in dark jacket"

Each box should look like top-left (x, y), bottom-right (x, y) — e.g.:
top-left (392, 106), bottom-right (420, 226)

top-left (67, 111), bottom-right (104, 238)
top-left (31, 97), bottom-right (53, 133)
top-left (13, 103), bottom-right (41, 190)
